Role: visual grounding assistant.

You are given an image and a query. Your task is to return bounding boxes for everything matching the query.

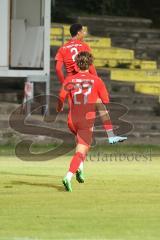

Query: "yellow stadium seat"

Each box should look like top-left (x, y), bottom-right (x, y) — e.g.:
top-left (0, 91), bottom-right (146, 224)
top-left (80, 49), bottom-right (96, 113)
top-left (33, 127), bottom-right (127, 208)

top-left (111, 69), bottom-right (160, 82)
top-left (135, 83), bottom-right (160, 95)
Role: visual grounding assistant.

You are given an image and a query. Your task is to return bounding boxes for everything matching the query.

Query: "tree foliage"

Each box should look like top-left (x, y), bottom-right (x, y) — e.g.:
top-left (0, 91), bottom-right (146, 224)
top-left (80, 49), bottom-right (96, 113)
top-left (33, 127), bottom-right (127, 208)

top-left (52, 0), bottom-right (160, 25)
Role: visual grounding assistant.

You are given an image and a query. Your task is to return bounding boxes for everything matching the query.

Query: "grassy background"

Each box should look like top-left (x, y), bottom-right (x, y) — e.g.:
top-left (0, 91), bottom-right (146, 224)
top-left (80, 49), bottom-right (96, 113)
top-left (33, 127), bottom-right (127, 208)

top-left (0, 145), bottom-right (160, 240)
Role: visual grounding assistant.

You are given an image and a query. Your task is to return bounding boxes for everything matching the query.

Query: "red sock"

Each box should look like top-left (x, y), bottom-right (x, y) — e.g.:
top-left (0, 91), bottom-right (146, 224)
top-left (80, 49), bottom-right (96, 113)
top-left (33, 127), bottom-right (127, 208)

top-left (103, 120), bottom-right (113, 131)
top-left (69, 152), bottom-right (86, 174)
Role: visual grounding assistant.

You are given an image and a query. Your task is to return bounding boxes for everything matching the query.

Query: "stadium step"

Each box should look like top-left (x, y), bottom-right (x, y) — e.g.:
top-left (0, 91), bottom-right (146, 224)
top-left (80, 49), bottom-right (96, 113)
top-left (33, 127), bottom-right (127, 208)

top-left (110, 68), bottom-right (160, 82)
top-left (0, 82), bottom-right (47, 103)
top-left (50, 35), bottom-right (111, 48)
top-left (0, 103), bottom-right (20, 115)
top-left (1, 114), bottom-right (159, 145)
top-left (51, 24), bottom-right (71, 36)
top-left (95, 120), bottom-right (160, 133)
top-left (110, 81), bottom-right (134, 94)
top-left (75, 16), bottom-right (153, 29)
top-left (94, 58), bottom-right (157, 69)
top-left (1, 112), bottom-right (159, 132)
top-left (129, 60), bottom-right (157, 70)
top-left (50, 23), bottom-right (158, 71)
top-left (112, 37), bottom-right (160, 63)
top-left (112, 37), bottom-right (160, 49)
top-left (0, 91), bottom-right (23, 103)
top-left (50, 24), bottom-right (111, 48)
top-left (134, 47), bottom-right (160, 64)
top-left (135, 83), bottom-right (160, 96)
top-left (74, 16), bottom-right (160, 65)
top-left (132, 120), bottom-right (160, 132)
top-left (0, 99), bottom-right (159, 145)
top-left (108, 103), bottom-right (157, 116)
top-left (90, 26), bottom-right (160, 39)
top-left (127, 106), bottom-right (157, 116)
top-left (50, 42), bottom-right (155, 71)
top-left (92, 47), bottom-right (134, 60)
top-left (93, 129), bottom-right (160, 145)
top-left (110, 93), bottom-right (159, 106)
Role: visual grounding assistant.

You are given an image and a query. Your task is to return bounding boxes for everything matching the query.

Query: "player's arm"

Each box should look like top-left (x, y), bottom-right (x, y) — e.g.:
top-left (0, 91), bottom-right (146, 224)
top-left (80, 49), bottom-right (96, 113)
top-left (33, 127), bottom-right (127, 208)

top-left (55, 49), bottom-right (65, 84)
top-left (85, 44), bottom-right (97, 76)
top-left (89, 64), bottom-right (97, 76)
top-left (55, 60), bottom-right (65, 84)
top-left (56, 83), bottom-right (68, 112)
top-left (97, 78), bottom-right (110, 104)
top-left (96, 79), bottom-right (110, 124)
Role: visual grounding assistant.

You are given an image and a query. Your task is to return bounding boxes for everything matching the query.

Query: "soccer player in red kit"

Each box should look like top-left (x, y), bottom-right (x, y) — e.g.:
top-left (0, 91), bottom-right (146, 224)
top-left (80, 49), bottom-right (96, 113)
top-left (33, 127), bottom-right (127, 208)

top-left (55, 23), bottom-right (97, 83)
top-left (57, 52), bottom-right (127, 192)
top-left (55, 23), bottom-right (127, 145)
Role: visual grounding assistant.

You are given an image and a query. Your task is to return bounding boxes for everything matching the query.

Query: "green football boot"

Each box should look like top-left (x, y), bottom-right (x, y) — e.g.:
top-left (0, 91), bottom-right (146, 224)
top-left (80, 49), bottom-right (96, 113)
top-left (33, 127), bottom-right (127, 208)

top-left (76, 169), bottom-right (85, 183)
top-left (62, 177), bottom-right (72, 192)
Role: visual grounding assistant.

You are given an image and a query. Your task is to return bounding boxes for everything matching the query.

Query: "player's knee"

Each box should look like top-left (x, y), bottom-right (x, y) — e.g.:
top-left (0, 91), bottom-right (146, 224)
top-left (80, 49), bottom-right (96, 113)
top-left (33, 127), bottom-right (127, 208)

top-left (96, 98), bottom-right (102, 103)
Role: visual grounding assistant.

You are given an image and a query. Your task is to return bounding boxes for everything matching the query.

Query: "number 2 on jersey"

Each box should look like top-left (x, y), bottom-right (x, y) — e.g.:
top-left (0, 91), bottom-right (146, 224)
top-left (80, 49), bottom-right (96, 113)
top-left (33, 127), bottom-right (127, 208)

top-left (71, 47), bottom-right (78, 61)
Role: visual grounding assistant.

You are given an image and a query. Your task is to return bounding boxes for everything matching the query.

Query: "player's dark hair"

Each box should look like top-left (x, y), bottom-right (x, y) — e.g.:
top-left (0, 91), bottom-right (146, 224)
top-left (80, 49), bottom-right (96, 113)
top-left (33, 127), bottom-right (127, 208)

top-left (76, 51), bottom-right (93, 70)
top-left (70, 23), bottom-right (83, 37)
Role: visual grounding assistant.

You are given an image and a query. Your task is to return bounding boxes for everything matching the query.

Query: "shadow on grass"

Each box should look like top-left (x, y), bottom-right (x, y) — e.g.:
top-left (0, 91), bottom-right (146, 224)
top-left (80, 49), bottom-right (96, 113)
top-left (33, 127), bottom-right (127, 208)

top-left (11, 180), bottom-right (65, 192)
top-left (0, 171), bottom-right (53, 178)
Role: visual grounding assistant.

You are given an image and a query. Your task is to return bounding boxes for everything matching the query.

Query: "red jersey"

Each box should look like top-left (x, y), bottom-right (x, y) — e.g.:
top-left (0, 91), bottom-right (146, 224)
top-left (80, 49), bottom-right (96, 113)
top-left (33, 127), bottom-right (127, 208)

top-left (58, 71), bottom-right (109, 128)
top-left (55, 39), bottom-right (91, 76)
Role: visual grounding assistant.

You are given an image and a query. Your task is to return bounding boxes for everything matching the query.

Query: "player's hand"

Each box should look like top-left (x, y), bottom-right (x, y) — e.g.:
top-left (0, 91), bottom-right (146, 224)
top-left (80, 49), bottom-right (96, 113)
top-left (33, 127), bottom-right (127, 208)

top-left (56, 99), bottom-right (64, 112)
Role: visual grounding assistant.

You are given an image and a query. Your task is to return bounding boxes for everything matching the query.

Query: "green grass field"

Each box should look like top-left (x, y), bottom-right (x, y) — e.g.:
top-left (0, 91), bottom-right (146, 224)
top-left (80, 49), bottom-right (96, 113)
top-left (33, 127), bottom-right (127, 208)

top-left (0, 145), bottom-right (160, 240)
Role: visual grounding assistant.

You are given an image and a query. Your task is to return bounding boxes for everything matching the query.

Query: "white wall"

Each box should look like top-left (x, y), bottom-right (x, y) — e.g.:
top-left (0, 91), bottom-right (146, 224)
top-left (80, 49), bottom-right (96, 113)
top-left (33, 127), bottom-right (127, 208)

top-left (0, 0), bottom-right (10, 67)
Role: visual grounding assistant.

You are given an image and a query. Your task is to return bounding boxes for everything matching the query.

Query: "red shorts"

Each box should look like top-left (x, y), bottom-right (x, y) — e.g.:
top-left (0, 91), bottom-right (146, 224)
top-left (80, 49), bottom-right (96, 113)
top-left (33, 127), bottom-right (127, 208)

top-left (67, 106), bottom-right (95, 147)
top-left (68, 119), bottom-right (93, 147)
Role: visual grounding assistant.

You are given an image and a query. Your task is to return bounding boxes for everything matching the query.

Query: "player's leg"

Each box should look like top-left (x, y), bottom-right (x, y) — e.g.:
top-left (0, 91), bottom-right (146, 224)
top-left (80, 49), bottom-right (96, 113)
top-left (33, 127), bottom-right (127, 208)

top-left (96, 98), bottom-right (127, 144)
top-left (75, 127), bottom-right (93, 183)
top-left (62, 120), bottom-right (77, 192)
top-left (63, 144), bottom-right (89, 192)
top-left (62, 125), bottom-right (92, 192)
top-left (75, 143), bottom-right (89, 183)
